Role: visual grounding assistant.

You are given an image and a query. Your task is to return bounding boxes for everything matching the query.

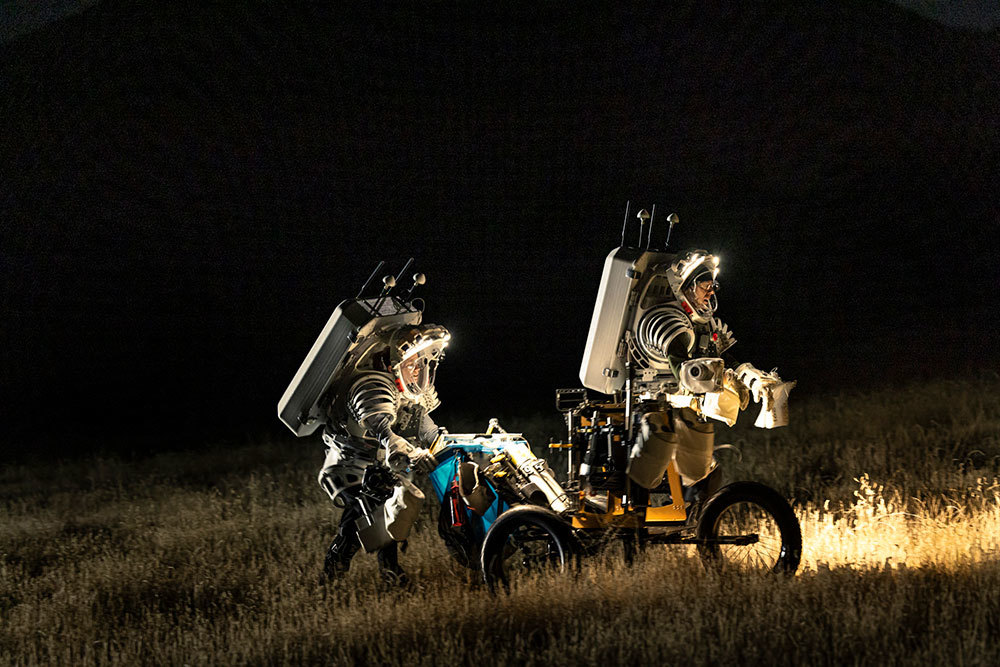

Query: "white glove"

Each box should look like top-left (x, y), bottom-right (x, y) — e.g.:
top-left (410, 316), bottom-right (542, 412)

top-left (407, 447), bottom-right (438, 474)
top-left (386, 434), bottom-right (413, 472)
top-left (723, 368), bottom-right (750, 409)
top-left (386, 435), bottom-right (437, 474)
top-left (735, 363), bottom-right (796, 428)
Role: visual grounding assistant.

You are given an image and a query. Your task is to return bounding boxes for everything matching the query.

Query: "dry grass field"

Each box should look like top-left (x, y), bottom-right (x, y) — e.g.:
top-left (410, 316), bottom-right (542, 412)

top-left (3, 376), bottom-right (1000, 665)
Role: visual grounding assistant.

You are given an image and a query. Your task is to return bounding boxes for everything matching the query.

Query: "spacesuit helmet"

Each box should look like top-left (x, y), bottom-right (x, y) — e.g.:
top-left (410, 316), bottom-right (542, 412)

top-left (387, 324), bottom-right (451, 399)
top-left (667, 250), bottom-right (720, 324)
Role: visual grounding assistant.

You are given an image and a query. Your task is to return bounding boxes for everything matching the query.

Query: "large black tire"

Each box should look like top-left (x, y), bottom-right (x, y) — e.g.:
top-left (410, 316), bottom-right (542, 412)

top-left (696, 481), bottom-right (802, 574)
top-left (481, 505), bottom-right (575, 592)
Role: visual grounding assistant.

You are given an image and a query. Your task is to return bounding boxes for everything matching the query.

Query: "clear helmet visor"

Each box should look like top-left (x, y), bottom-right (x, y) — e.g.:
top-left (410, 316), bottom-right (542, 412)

top-left (397, 349), bottom-right (442, 396)
top-left (683, 269), bottom-right (719, 316)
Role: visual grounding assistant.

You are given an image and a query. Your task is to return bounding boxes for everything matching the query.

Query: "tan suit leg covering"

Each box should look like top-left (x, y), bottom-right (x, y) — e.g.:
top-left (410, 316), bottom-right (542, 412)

top-left (673, 407), bottom-right (715, 485)
top-left (627, 411), bottom-right (678, 489)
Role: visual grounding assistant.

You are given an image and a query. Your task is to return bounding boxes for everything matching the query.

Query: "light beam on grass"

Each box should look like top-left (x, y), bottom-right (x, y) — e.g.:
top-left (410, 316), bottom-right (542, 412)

top-left (797, 474), bottom-right (1000, 571)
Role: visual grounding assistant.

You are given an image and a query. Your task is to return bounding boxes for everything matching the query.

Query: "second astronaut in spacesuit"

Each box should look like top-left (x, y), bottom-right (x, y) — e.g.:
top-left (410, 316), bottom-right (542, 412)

top-left (623, 249), bottom-right (761, 507)
top-left (318, 323), bottom-right (450, 584)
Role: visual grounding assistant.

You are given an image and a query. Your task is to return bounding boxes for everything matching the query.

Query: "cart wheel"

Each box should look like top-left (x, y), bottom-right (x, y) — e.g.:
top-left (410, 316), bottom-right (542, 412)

top-left (696, 481), bottom-right (802, 574)
top-left (481, 505), bottom-right (574, 592)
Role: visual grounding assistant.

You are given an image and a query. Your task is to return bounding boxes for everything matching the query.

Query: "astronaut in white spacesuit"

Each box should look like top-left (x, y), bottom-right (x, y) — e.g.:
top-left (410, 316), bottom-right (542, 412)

top-left (656, 251), bottom-right (733, 498)
top-left (318, 323), bottom-right (449, 584)
top-left (627, 248), bottom-right (792, 509)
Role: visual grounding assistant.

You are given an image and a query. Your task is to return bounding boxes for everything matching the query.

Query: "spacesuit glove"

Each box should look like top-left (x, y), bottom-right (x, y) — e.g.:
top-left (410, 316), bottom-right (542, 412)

top-left (407, 447), bottom-right (438, 474)
top-left (734, 363), bottom-right (796, 428)
top-left (386, 435), bottom-right (437, 474)
top-left (723, 368), bottom-right (751, 410)
top-left (386, 434), bottom-right (414, 472)
top-left (735, 362), bottom-right (773, 403)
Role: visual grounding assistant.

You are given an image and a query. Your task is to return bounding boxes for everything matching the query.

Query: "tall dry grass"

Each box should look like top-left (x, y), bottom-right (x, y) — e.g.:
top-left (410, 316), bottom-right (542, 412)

top-left (2, 376), bottom-right (1000, 665)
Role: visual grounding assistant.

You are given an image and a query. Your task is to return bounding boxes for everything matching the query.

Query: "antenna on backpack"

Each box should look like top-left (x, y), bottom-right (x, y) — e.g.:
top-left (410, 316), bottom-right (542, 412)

top-left (620, 201), bottom-right (631, 247)
top-left (373, 257), bottom-right (413, 313)
top-left (355, 260), bottom-right (385, 299)
top-left (405, 273), bottom-right (426, 301)
top-left (645, 204), bottom-right (656, 248)
top-left (372, 274), bottom-right (396, 313)
top-left (393, 258), bottom-right (414, 288)
top-left (664, 213), bottom-right (680, 249)
top-left (636, 208), bottom-right (650, 248)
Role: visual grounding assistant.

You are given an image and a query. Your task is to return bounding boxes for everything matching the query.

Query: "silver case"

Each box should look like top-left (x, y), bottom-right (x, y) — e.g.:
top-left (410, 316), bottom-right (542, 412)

top-left (579, 247), bottom-right (674, 394)
top-left (277, 298), bottom-right (421, 437)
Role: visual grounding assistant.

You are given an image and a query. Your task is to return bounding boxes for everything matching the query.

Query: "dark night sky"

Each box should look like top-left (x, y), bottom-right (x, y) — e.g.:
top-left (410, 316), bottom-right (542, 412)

top-left (2, 2), bottom-right (998, 457)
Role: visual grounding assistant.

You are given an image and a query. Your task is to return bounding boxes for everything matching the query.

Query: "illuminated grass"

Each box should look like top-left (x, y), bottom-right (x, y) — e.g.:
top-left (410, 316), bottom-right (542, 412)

top-left (2, 377), bottom-right (1000, 664)
top-left (799, 474), bottom-right (1000, 571)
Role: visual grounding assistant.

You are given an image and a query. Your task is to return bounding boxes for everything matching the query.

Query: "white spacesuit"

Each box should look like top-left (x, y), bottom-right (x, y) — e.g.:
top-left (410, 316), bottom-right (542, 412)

top-left (628, 249), bottom-right (792, 501)
top-left (635, 250), bottom-right (735, 493)
top-left (580, 232), bottom-right (794, 512)
top-left (318, 323), bottom-right (450, 583)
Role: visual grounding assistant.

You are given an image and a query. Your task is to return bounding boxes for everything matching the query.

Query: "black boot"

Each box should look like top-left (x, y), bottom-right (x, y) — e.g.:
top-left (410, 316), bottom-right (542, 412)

top-left (323, 492), bottom-right (364, 580)
top-left (323, 532), bottom-right (361, 580)
top-left (376, 542), bottom-right (409, 586)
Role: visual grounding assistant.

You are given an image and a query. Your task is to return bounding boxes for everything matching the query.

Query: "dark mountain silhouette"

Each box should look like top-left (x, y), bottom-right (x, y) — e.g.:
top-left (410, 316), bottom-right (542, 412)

top-left (2, 2), bottom-right (997, 454)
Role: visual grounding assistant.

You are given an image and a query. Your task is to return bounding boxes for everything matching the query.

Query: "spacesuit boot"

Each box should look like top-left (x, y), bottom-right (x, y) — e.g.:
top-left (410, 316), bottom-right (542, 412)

top-left (376, 542), bottom-right (409, 586)
top-left (323, 531), bottom-right (362, 579)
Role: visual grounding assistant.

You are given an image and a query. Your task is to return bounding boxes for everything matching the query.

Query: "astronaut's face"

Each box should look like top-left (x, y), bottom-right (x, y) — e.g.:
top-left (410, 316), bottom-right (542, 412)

top-left (399, 355), bottom-right (437, 395)
top-left (688, 277), bottom-right (718, 310)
